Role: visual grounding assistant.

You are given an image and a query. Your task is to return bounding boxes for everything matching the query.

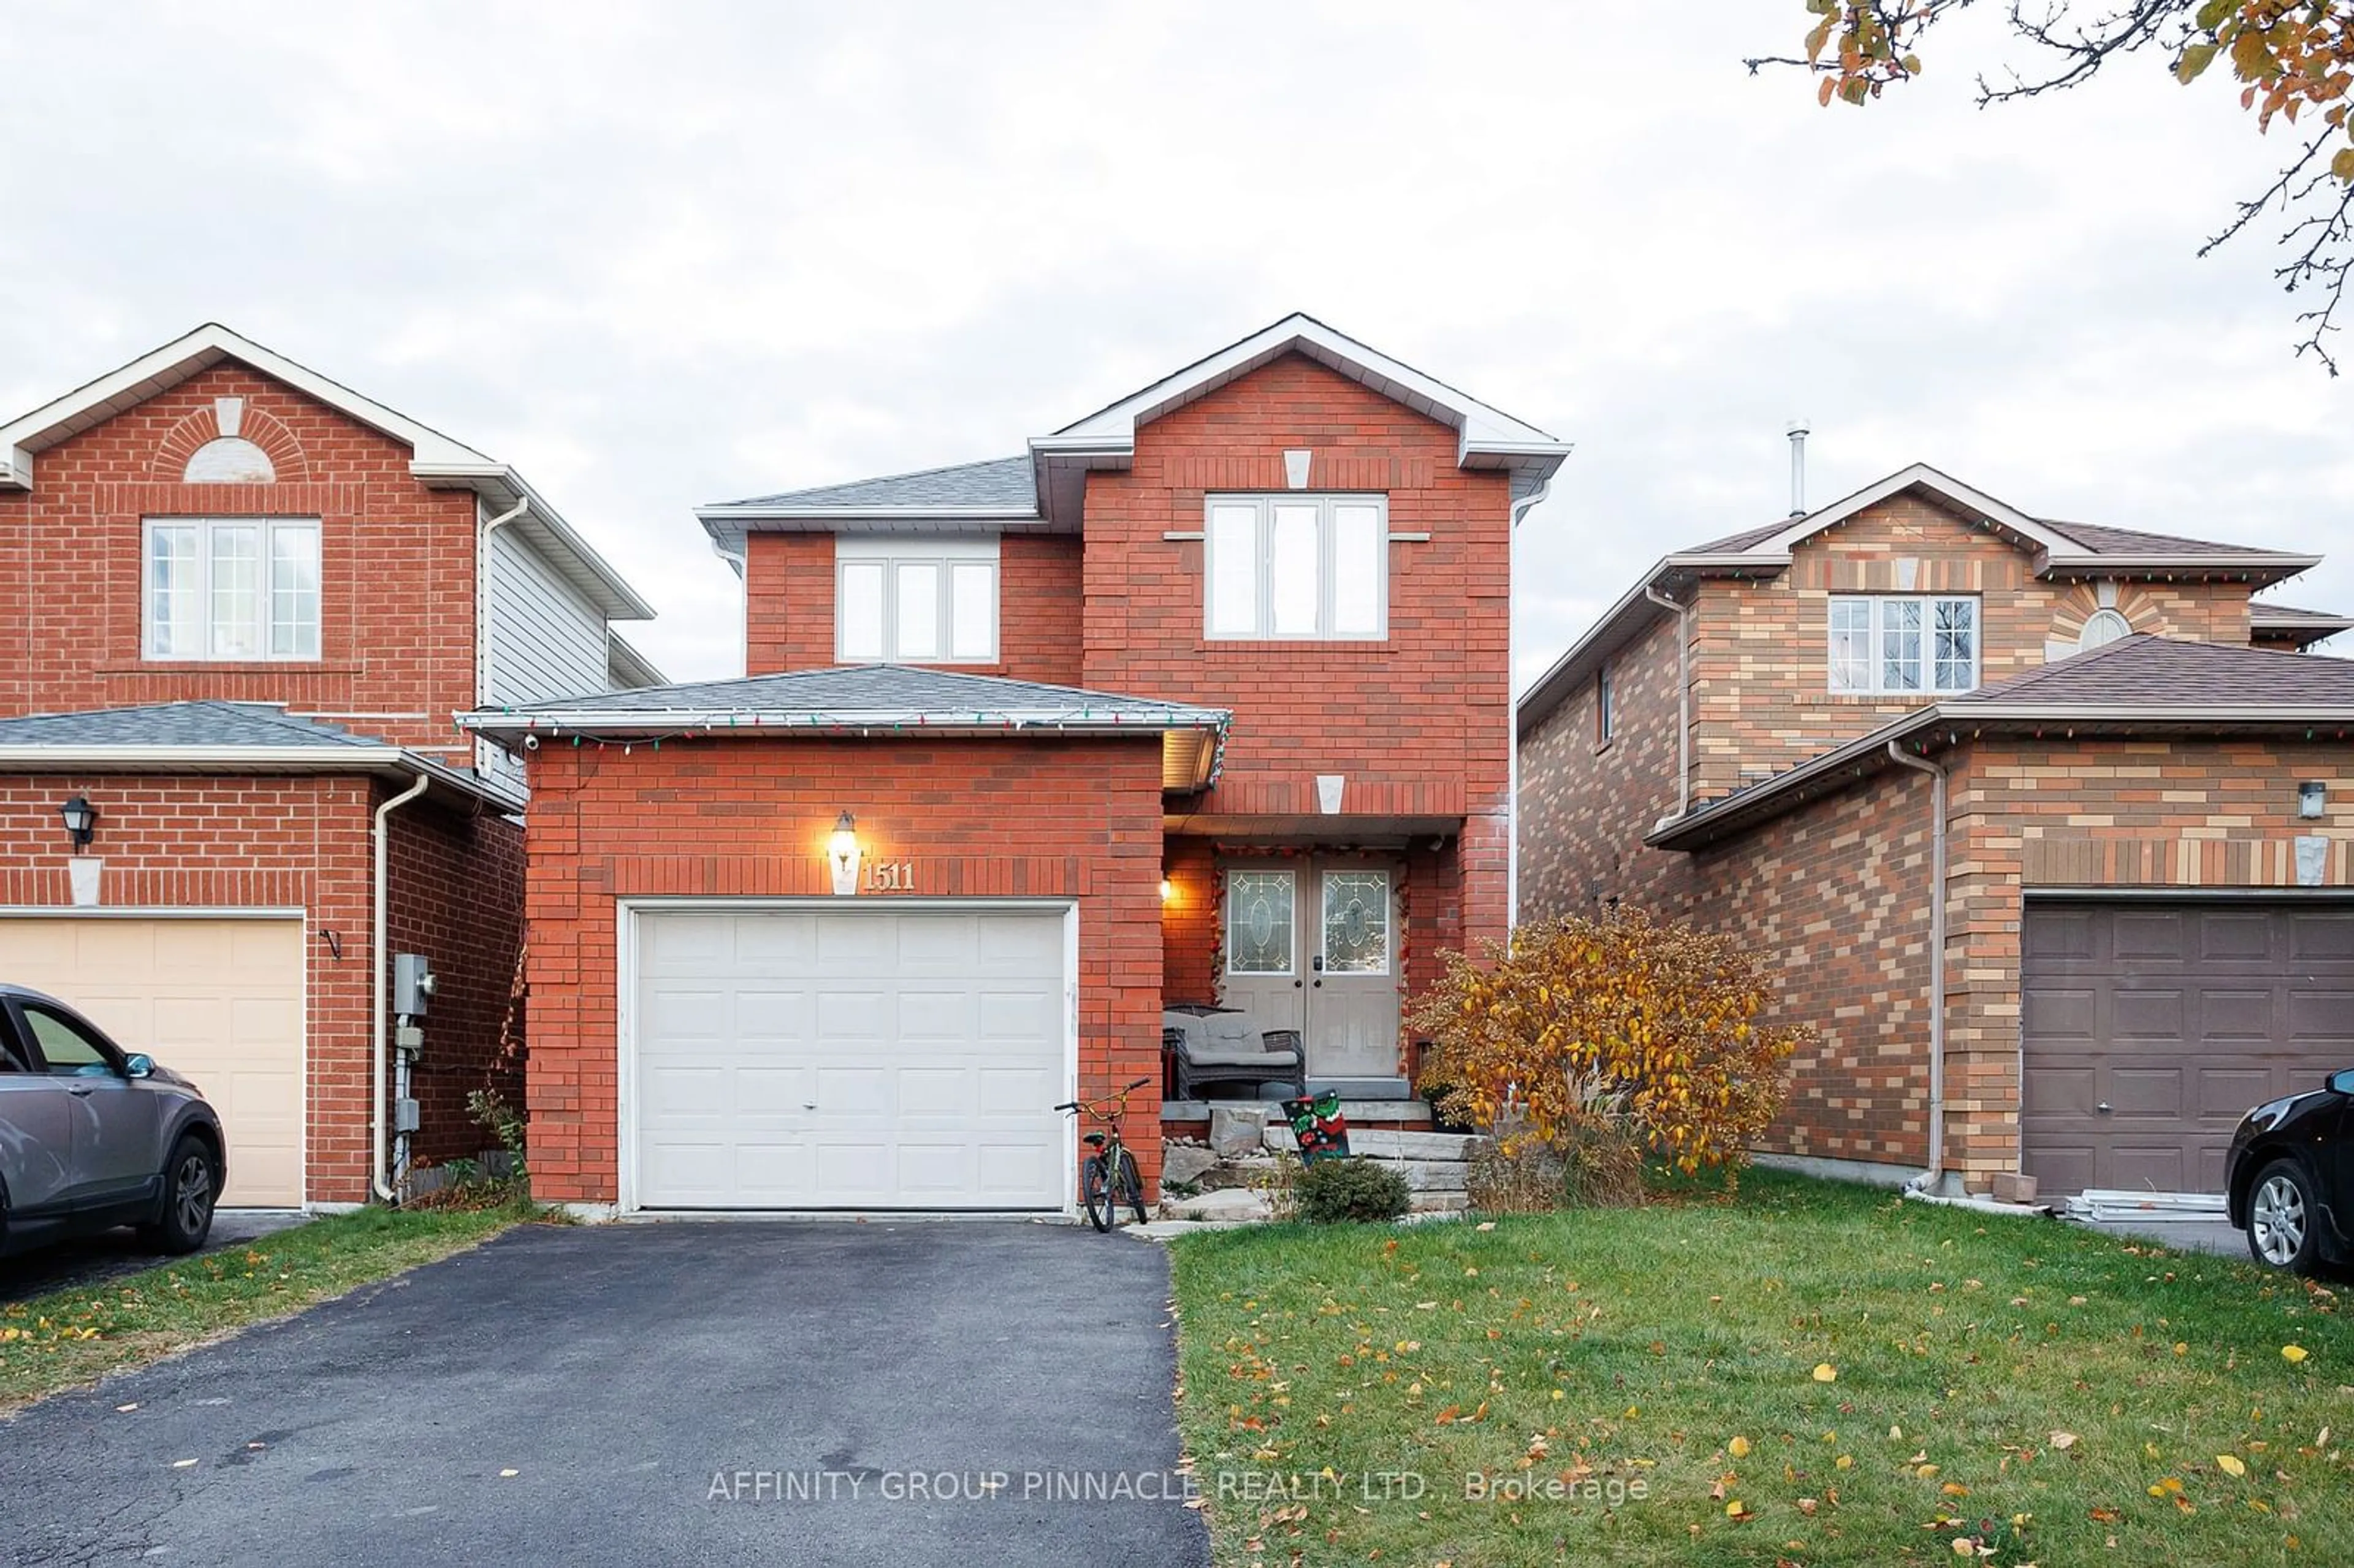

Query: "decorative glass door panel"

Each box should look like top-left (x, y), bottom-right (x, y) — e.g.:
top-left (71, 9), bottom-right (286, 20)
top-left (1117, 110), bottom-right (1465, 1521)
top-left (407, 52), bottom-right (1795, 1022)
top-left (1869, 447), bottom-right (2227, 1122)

top-left (1214, 861), bottom-right (1400, 1087)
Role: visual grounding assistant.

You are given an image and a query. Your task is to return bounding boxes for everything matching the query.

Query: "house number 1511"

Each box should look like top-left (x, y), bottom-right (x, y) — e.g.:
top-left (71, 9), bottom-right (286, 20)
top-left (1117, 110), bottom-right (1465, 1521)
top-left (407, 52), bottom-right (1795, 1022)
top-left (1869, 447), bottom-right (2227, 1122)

top-left (866, 860), bottom-right (916, 891)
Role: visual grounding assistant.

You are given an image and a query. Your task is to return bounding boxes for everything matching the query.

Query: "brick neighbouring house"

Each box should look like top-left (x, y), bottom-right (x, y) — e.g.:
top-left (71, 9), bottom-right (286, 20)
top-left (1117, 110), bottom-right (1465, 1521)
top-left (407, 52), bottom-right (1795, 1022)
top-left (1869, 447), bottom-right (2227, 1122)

top-left (460, 314), bottom-right (1567, 1217)
top-left (0, 324), bottom-right (659, 1208)
top-left (1516, 461), bottom-right (2354, 1200)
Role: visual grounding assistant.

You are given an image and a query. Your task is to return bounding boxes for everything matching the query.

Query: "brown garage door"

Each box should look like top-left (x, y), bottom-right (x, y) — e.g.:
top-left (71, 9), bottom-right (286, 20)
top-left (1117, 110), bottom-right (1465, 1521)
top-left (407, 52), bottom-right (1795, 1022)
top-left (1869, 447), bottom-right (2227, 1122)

top-left (2022, 899), bottom-right (2354, 1195)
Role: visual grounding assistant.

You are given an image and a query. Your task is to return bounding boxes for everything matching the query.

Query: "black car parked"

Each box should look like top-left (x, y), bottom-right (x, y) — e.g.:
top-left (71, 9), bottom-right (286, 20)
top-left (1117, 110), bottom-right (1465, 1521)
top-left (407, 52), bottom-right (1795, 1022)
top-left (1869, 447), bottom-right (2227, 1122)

top-left (0, 984), bottom-right (226, 1260)
top-left (2226, 1068), bottom-right (2354, 1274)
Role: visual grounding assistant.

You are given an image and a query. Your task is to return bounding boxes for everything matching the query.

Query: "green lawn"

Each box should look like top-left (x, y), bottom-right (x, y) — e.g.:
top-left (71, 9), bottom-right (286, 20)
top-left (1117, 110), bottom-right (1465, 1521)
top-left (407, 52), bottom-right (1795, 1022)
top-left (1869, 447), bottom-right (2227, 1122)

top-left (0, 1203), bottom-right (530, 1411)
top-left (1168, 1172), bottom-right (2352, 1567)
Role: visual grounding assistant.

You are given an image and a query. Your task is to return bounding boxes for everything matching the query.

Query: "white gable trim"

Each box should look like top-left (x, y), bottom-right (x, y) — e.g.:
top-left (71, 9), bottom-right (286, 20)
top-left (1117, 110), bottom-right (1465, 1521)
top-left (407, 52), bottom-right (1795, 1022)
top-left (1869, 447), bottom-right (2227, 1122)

top-left (1758, 462), bottom-right (2077, 556)
top-left (1034, 313), bottom-right (1568, 481)
top-left (0, 322), bottom-right (492, 486)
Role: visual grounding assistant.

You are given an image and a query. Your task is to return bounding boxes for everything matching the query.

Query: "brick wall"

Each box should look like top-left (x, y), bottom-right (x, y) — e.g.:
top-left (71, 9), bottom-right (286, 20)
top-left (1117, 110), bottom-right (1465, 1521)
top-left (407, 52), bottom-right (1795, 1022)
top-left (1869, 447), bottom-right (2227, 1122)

top-left (1685, 496), bottom-right (2255, 799)
top-left (1080, 353), bottom-right (1514, 957)
top-left (1938, 737), bottom-right (2354, 1181)
top-left (386, 802), bottom-right (527, 1173)
top-left (1517, 609), bottom-right (1700, 925)
top-left (0, 771), bottom-right (512, 1201)
top-left (520, 734), bottom-right (1168, 1206)
top-left (745, 532), bottom-right (1086, 685)
top-left (0, 362), bottom-right (482, 761)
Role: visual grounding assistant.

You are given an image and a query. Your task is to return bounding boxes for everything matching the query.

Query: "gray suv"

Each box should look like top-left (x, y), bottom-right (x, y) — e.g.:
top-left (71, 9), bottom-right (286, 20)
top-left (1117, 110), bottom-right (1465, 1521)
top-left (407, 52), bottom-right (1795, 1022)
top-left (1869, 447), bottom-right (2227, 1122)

top-left (0, 984), bottom-right (226, 1259)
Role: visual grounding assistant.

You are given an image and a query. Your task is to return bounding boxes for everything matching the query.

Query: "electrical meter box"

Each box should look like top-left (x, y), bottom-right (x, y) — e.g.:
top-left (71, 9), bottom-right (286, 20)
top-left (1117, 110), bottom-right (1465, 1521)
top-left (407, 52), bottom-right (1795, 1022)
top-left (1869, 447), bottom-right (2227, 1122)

top-left (394, 953), bottom-right (438, 1017)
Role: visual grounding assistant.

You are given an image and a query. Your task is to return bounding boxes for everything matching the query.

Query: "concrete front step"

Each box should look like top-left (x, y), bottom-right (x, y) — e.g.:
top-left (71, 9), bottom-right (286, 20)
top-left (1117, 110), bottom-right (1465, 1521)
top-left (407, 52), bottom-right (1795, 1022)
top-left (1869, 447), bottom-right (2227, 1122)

top-left (1263, 1127), bottom-right (1487, 1162)
top-left (1164, 1098), bottom-right (1431, 1125)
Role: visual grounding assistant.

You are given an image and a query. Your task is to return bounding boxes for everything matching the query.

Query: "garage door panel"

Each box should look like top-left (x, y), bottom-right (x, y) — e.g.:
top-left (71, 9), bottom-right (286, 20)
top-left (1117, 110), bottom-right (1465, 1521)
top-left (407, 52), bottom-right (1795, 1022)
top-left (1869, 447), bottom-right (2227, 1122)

top-left (2195, 912), bottom-right (2273, 962)
top-left (646, 988), bottom-right (726, 1039)
top-left (2111, 989), bottom-right (2183, 1041)
top-left (2111, 912), bottom-right (2186, 961)
top-left (0, 916), bottom-right (305, 1208)
top-left (2290, 914), bottom-right (2354, 959)
top-left (2024, 900), bottom-right (2354, 1197)
top-left (2023, 986), bottom-right (2097, 1040)
top-left (2195, 989), bottom-right (2272, 1044)
top-left (634, 908), bottom-right (1067, 1210)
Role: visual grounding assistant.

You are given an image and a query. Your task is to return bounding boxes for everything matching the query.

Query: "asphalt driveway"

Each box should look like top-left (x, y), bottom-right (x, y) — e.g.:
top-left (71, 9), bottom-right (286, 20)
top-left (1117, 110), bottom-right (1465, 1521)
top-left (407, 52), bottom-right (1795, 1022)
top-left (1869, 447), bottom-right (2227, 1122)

top-left (0, 1220), bottom-right (1208, 1567)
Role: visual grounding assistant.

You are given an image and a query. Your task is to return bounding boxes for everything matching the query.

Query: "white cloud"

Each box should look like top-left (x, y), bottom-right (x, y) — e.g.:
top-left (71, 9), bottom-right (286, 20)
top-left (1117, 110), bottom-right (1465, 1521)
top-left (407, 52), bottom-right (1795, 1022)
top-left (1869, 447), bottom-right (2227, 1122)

top-left (2, 0), bottom-right (2347, 690)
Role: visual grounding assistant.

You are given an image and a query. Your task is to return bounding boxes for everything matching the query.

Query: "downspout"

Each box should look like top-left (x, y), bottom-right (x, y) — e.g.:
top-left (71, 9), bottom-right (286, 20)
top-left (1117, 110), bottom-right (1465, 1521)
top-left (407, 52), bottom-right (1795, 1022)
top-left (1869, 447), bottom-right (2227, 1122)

top-left (711, 535), bottom-right (750, 675)
top-left (1642, 585), bottom-right (1691, 816)
top-left (1885, 742), bottom-right (1949, 1196)
top-left (1506, 474), bottom-right (1556, 937)
top-left (475, 495), bottom-right (531, 711)
top-left (371, 771), bottom-right (432, 1203)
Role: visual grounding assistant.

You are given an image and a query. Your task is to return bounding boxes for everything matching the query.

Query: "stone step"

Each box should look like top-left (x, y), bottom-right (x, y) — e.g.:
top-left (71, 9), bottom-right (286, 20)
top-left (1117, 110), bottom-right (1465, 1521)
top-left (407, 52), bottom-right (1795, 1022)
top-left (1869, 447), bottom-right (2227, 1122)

top-left (1264, 1127), bottom-right (1487, 1162)
top-left (1164, 1098), bottom-right (1433, 1124)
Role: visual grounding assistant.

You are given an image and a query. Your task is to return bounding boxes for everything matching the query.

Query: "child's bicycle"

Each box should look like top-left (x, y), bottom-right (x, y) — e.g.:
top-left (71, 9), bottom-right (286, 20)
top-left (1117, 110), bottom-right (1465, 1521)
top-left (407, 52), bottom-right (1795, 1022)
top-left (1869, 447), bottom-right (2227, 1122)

top-left (1054, 1076), bottom-right (1154, 1231)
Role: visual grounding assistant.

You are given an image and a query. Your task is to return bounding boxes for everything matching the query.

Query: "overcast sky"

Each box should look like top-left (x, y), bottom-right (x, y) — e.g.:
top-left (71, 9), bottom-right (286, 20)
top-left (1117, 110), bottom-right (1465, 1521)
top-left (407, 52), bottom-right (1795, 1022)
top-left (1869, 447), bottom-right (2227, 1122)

top-left (4, 2), bottom-right (2348, 689)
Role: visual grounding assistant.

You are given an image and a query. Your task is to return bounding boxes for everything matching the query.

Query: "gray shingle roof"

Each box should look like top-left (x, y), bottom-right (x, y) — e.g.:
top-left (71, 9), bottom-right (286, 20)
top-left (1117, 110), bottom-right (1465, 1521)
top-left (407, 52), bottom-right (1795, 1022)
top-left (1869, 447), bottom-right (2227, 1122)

top-left (1963, 633), bottom-right (2354, 707)
top-left (2250, 602), bottom-right (2354, 626)
top-left (0, 701), bottom-right (383, 749)
top-left (1682, 512), bottom-right (2291, 560)
top-left (712, 455), bottom-right (1038, 513)
top-left (466, 664), bottom-right (1226, 726)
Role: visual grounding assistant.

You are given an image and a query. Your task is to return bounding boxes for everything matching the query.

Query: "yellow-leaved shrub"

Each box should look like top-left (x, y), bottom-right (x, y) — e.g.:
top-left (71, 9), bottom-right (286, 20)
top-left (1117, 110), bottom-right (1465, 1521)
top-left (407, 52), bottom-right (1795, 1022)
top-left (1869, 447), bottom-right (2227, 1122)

top-left (1408, 910), bottom-right (1810, 1176)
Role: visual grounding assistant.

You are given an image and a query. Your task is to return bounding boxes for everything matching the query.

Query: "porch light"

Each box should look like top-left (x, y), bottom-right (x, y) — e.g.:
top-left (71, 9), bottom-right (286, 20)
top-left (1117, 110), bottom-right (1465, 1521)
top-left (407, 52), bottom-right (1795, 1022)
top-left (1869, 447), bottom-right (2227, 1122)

top-left (828, 812), bottom-right (862, 896)
top-left (1160, 878), bottom-right (1176, 904)
top-left (58, 794), bottom-right (97, 850)
top-left (2299, 780), bottom-right (2328, 820)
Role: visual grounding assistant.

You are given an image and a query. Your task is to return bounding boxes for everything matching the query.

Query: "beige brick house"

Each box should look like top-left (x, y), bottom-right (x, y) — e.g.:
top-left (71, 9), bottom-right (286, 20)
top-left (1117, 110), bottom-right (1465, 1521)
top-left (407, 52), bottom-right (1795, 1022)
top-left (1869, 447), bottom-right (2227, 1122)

top-left (1516, 463), bottom-right (2354, 1198)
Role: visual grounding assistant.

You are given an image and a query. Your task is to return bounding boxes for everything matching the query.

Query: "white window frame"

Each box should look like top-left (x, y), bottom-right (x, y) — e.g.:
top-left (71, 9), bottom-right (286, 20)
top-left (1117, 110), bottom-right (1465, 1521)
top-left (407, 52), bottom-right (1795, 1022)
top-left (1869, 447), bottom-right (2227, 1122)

top-left (142, 516), bottom-right (322, 663)
top-left (834, 536), bottom-right (1000, 664)
top-left (1202, 494), bottom-right (1388, 641)
top-left (1827, 593), bottom-right (1978, 696)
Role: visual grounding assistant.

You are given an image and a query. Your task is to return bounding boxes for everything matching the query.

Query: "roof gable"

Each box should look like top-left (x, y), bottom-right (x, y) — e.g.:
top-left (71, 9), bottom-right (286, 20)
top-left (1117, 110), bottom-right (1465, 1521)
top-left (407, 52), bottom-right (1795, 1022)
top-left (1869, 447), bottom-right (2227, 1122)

top-left (1037, 313), bottom-right (1564, 479)
top-left (0, 324), bottom-right (653, 621)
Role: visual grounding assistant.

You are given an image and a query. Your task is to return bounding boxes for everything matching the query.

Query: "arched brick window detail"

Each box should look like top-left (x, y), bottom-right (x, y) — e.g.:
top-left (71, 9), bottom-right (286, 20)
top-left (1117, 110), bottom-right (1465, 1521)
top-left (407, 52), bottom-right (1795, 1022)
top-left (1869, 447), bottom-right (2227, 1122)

top-left (151, 398), bottom-right (310, 482)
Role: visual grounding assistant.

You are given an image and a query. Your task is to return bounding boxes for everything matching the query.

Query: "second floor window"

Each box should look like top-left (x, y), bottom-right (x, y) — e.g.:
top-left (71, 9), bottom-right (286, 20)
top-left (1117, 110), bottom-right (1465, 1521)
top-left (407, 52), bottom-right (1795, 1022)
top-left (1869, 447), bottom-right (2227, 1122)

top-left (1205, 495), bottom-right (1387, 640)
top-left (1828, 594), bottom-right (1977, 695)
top-left (1596, 657), bottom-right (1616, 741)
top-left (836, 536), bottom-right (998, 663)
top-left (145, 517), bottom-right (321, 661)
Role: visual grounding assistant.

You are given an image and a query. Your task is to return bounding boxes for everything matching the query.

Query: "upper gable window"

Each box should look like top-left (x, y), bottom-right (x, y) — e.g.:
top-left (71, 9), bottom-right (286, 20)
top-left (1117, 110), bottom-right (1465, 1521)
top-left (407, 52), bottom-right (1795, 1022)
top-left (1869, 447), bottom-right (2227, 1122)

top-left (2078, 607), bottom-right (2131, 650)
top-left (145, 517), bottom-right (321, 661)
top-left (1828, 594), bottom-right (1976, 695)
top-left (183, 438), bottom-right (276, 484)
top-left (1204, 495), bottom-right (1387, 641)
top-left (835, 536), bottom-right (997, 663)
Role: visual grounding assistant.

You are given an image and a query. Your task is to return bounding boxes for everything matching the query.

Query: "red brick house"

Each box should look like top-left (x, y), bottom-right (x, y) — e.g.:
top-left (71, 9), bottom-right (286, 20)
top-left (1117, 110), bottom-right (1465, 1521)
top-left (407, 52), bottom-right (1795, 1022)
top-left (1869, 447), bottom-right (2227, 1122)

top-left (1517, 462), bottom-right (2354, 1200)
top-left (462, 314), bottom-right (1567, 1216)
top-left (0, 324), bottom-right (658, 1208)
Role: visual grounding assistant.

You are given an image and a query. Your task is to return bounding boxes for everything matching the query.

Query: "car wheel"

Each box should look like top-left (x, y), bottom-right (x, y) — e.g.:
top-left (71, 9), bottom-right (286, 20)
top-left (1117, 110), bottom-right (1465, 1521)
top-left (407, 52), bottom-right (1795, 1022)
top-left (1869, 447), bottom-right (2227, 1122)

top-left (142, 1134), bottom-right (219, 1255)
top-left (2247, 1159), bottom-right (2322, 1274)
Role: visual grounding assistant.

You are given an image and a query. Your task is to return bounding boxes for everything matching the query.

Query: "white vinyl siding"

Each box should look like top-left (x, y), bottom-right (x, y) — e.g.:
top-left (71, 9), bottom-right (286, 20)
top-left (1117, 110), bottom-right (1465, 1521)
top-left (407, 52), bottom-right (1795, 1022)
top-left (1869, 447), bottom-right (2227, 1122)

top-left (143, 517), bottom-right (320, 661)
top-left (489, 526), bottom-right (610, 704)
top-left (1203, 495), bottom-right (1388, 640)
top-left (1827, 594), bottom-right (1978, 696)
top-left (835, 536), bottom-right (999, 664)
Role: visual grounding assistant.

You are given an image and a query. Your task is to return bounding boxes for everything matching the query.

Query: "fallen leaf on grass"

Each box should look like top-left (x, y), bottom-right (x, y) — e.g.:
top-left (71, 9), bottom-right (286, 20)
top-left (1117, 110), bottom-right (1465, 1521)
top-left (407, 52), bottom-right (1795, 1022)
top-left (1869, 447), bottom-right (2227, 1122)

top-left (1813, 1364), bottom-right (1837, 1382)
top-left (1729, 1436), bottom-right (1753, 1458)
top-left (2049, 1431), bottom-right (2079, 1450)
top-left (2282, 1345), bottom-right (2309, 1364)
top-left (2217, 1454), bottom-right (2247, 1477)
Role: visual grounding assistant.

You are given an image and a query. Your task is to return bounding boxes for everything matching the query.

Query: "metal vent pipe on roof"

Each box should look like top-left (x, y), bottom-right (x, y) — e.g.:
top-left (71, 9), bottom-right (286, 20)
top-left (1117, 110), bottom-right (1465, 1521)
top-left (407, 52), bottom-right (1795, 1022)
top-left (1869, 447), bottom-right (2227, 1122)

top-left (1786, 418), bottom-right (1811, 517)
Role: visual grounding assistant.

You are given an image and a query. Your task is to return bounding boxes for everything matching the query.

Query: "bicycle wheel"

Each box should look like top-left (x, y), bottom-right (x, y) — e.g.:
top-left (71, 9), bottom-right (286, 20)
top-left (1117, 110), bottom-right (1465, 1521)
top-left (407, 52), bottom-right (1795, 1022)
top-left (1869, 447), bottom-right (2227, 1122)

top-left (1081, 1155), bottom-right (1115, 1232)
top-left (1116, 1148), bottom-right (1149, 1225)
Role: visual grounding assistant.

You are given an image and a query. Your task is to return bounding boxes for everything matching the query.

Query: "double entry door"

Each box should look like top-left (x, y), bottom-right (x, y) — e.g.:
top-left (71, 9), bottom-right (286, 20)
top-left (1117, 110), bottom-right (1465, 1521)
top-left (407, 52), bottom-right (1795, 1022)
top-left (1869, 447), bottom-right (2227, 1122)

top-left (1218, 859), bottom-right (1400, 1081)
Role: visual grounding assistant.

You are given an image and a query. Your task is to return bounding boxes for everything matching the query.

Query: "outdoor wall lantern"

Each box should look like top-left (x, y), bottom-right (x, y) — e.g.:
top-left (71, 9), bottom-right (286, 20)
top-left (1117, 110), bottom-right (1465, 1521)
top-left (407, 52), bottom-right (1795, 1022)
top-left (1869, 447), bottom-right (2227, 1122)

top-left (2300, 780), bottom-right (2328, 820)
top-left (828, 811), bottom-right (862, 896)
top-left (59, 794), bottom-right (97, 851)
top-left (1160, 878), bottom-right (1176, 904)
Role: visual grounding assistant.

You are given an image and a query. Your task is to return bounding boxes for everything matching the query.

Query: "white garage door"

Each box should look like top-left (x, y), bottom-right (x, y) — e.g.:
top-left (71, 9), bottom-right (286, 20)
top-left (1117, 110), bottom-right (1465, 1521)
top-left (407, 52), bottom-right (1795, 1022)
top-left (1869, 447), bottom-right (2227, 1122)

top-left (631, 906), bottom-right (1070, 1210)
top-left (0, 916), bottom-right (306, 1207)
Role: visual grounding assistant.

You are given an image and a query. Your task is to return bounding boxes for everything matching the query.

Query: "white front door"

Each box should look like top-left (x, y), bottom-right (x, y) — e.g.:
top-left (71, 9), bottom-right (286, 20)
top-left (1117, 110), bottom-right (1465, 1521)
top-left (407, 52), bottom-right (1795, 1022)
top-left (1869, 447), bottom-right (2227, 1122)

top-left (1217, 862), bottom-right (1400, 1082)
top-left (631, 905), bottom-right (1068, 1211)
